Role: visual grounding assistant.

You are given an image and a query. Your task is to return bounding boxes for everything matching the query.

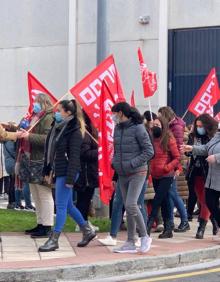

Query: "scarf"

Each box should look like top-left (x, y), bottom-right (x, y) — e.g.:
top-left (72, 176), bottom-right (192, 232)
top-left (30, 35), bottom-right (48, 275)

top-left (47, 115), bottom-right (74, 168)
top-left (15, 111), bottom-right (46, 189)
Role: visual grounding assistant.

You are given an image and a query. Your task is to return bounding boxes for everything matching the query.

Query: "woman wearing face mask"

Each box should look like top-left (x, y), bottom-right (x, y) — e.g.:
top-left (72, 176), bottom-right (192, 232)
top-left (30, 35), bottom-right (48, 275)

top-left (147, 117), bottom-right (180, 238)
top-left (111, 102), bottom-right (154, 254)
top-left (183, 122), bottom-right (220, 239)
top-left (38, 100), bottom-right (96, 252)
top-left (186, 114), bottom-right (218, 239)
top-left (158, 106), bottom-right (189, 234)
top-left (17, 93), bottom-right (54, 237)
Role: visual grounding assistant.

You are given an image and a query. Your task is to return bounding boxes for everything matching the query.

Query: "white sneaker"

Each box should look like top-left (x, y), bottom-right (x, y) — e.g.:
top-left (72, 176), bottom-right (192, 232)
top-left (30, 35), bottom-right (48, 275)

top-left (138, 236), bottom-right (152, 253)
top-left (88, 221), bottom-right (100, 232)
top-left (113, 241), bottom-right (137, 253)
top-left (98, 235), bottom-right (117, 246)
top-left (135, 237), bottom-right (141, 248)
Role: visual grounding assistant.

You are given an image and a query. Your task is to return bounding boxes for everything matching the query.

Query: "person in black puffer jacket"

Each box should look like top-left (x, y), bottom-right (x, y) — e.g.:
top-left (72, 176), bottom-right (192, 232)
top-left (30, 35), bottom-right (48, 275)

top-left (111, 102), bottom-right (154, 254)
top-left (39, 100), bottom-right (96, 252)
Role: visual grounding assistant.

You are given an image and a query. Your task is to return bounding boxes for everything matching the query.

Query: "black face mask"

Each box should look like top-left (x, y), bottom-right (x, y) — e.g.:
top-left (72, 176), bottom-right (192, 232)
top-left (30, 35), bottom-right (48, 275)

top-left (152, 126), bottom-right (162, 138)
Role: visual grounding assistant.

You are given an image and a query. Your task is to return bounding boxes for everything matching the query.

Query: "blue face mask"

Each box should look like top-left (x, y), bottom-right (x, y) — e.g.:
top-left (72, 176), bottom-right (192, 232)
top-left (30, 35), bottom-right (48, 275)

top-left (197, 127), bottom-right (206, 136)
top-left (33, 102), bottom-right (42, 114)
top-left (54, 112), bottom-right (63, 123)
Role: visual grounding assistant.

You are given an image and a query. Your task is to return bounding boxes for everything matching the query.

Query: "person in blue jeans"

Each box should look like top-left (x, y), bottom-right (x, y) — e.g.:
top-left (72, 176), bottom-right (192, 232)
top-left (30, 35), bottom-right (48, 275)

top-left (168, 178), bottom-right (190, 232)
top-left (158, 106), bottom-right (190, 233)
top-left (39, 100), bottom-right (96, 252)
top-left (98, 180), bottom-right (148, 246)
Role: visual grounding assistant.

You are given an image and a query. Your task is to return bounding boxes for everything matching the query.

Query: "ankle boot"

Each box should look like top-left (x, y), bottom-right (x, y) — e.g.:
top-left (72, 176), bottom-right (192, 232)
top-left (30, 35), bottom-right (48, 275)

top-left (31, 225), bottom-right (52, 238)
top-left (77, 223), bottom-right (96, 247)
top-left (174, 221), bottom-right (190, 233)
top-left (210, 216), bottom-right (219, 235)
top-left (196, 218), bottom-right (207, 239)
top-left (158, 221), bottom-right (173, 239)
top-left (38, 231), bottom-right (60, 252)
top-left (25, 224), bottom-right (43, 235)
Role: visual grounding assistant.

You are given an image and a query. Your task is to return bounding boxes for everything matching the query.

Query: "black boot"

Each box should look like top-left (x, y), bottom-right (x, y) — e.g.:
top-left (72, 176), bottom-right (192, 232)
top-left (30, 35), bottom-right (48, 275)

top-left (158, 221), bottom-right (173, 239)
top-left (25, 224), bottom-right (43, 235)
top-left (210, 217), bottom-right (219, 236)
top-left (196, 219), bottom-right (207, 239)
top-left (38, 231), bottom-right (60, 252)
top-left (174, 221), bottom-right (190, 233)
top-left (31, 225), bottom-right (52, 238)
top-left (77, 223), bottom-right (96, 247)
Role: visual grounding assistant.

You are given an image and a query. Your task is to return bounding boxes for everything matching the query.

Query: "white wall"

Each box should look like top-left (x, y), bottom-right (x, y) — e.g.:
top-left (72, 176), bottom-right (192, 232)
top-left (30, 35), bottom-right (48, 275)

top-left (75, 0), bottom-right (160, 114)
top-left (0, 0), bottom-right (69, 122)
top-left (169, 0), bottom-right (220, 29)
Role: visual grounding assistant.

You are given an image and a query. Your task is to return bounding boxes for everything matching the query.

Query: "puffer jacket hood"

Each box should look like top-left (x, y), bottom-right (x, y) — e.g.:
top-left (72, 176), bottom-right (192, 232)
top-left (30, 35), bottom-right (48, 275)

top-left (169, 117), bottom-right (185, 151)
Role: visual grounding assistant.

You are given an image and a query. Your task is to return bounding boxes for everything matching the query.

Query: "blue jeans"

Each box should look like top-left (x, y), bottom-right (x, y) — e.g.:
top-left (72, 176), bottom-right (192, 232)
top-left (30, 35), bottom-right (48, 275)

top-left (110, 180), bottom-right (148, 237)
top-left (15, 183), bottom-right (32, 207)
top-left (168, 178), bottom-right (187, 223)
top-left (54, 176), bottom-right (86, 233)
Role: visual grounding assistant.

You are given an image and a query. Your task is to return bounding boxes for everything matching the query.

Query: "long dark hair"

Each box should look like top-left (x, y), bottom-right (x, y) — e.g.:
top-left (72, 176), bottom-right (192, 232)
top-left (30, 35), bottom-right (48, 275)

top-left (155, 116), bottom-right (173, 152)
top-left (193, 113), bottom-right (218, 139)
top-left (111, 102), bottom-right (143, 124)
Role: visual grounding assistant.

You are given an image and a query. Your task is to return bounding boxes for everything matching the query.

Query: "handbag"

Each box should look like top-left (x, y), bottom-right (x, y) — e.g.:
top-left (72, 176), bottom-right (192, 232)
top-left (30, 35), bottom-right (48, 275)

top-left (19, 152), bottom-right (44, 184)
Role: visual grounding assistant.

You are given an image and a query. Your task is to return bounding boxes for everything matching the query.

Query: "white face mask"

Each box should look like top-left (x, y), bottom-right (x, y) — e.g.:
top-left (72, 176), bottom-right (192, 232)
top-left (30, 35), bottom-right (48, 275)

top-left (112, 114), bottom-right (120, 124)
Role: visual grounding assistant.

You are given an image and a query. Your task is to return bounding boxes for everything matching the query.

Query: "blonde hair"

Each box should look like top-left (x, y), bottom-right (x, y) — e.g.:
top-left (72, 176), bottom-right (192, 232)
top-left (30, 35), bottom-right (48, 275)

top-left (35, 93), bottom-right (53, 112)
top-left (75, 101), bottom-right (86, 137)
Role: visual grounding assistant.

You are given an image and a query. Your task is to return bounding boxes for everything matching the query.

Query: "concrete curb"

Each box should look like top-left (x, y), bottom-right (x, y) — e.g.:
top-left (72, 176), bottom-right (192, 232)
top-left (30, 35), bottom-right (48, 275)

top-left (1, 246), bottom-right (220, 282)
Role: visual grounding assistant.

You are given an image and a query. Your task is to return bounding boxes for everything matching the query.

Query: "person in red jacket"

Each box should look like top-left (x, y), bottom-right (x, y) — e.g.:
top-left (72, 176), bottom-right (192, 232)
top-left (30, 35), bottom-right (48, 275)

top-left (147, 117), bottom-right (180, 238)
top-left (158, 106), bottom-right (190, 233)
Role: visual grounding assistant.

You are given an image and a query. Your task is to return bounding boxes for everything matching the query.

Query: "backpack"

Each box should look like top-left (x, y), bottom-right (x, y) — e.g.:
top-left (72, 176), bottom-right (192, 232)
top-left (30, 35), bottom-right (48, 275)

top-left (3, 141), bottom-right (16, 175)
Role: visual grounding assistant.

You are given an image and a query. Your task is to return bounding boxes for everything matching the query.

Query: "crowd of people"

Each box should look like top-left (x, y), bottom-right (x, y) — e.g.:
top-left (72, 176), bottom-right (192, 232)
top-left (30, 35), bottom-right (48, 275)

top-left (0, 93), bottom-right (220, 255)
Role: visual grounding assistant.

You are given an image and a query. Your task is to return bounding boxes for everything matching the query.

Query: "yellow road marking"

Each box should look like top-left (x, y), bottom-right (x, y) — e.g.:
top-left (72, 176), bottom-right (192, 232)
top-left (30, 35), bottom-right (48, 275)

top-left (131, 267), bottom-right (220, 282)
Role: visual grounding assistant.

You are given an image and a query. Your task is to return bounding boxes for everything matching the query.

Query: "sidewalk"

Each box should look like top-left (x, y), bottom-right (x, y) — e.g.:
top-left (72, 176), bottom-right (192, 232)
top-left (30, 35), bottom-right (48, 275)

top-left (0, 219), bottom-right (220, 281)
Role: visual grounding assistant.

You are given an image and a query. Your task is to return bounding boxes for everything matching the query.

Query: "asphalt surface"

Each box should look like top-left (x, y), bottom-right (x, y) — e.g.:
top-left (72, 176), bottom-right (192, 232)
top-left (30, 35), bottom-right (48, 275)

top-left (129, 266), bottom-right (220, 282)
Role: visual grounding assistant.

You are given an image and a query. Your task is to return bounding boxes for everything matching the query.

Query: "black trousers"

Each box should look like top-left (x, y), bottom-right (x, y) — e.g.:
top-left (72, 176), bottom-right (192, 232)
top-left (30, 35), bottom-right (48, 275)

top-left (205, 188), bottom-right (220, 227)
top-left (76, 187), bottom-right (95, 221)
top-left (150, 177), bottom-right (173, 226)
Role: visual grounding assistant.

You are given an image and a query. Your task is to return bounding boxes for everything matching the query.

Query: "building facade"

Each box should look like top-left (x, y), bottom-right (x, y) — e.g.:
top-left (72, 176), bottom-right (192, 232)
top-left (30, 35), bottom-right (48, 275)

top-left (1, 0), bottom-right (220, 122)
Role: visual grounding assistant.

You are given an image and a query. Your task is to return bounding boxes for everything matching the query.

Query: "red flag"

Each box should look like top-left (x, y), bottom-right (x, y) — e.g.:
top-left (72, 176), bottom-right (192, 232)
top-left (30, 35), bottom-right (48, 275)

top-left (98, 81), bottom-right (115, 204)
top-left (188, 68), bottom-right (220, 117)
top-left (138, 48), bottom-right (157, 98)
top-left (27, 72), bottom-right (57, 116)
top-left (130, 90), bottom-right (136, 107)
top-left (69, 55), bottom-right (125, 128)
top-left (215, 112), bottom-right (220, 122)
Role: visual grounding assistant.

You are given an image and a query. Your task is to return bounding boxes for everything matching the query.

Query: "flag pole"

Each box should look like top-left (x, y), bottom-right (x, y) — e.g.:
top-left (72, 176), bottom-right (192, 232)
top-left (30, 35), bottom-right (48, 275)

top-left (27, 91), bottom-right (71, 133)
top-left (148, 98), bottom-right (153, 120)
top-left (181, 109), bottom-right (188, 120)
top-left (24, 91), bottom-right (99, 144)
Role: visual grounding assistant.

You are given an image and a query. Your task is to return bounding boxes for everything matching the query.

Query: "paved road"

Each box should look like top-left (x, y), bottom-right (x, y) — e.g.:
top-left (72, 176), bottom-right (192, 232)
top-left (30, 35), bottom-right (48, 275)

top-left (130, 266), bottom-right (220, 282)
